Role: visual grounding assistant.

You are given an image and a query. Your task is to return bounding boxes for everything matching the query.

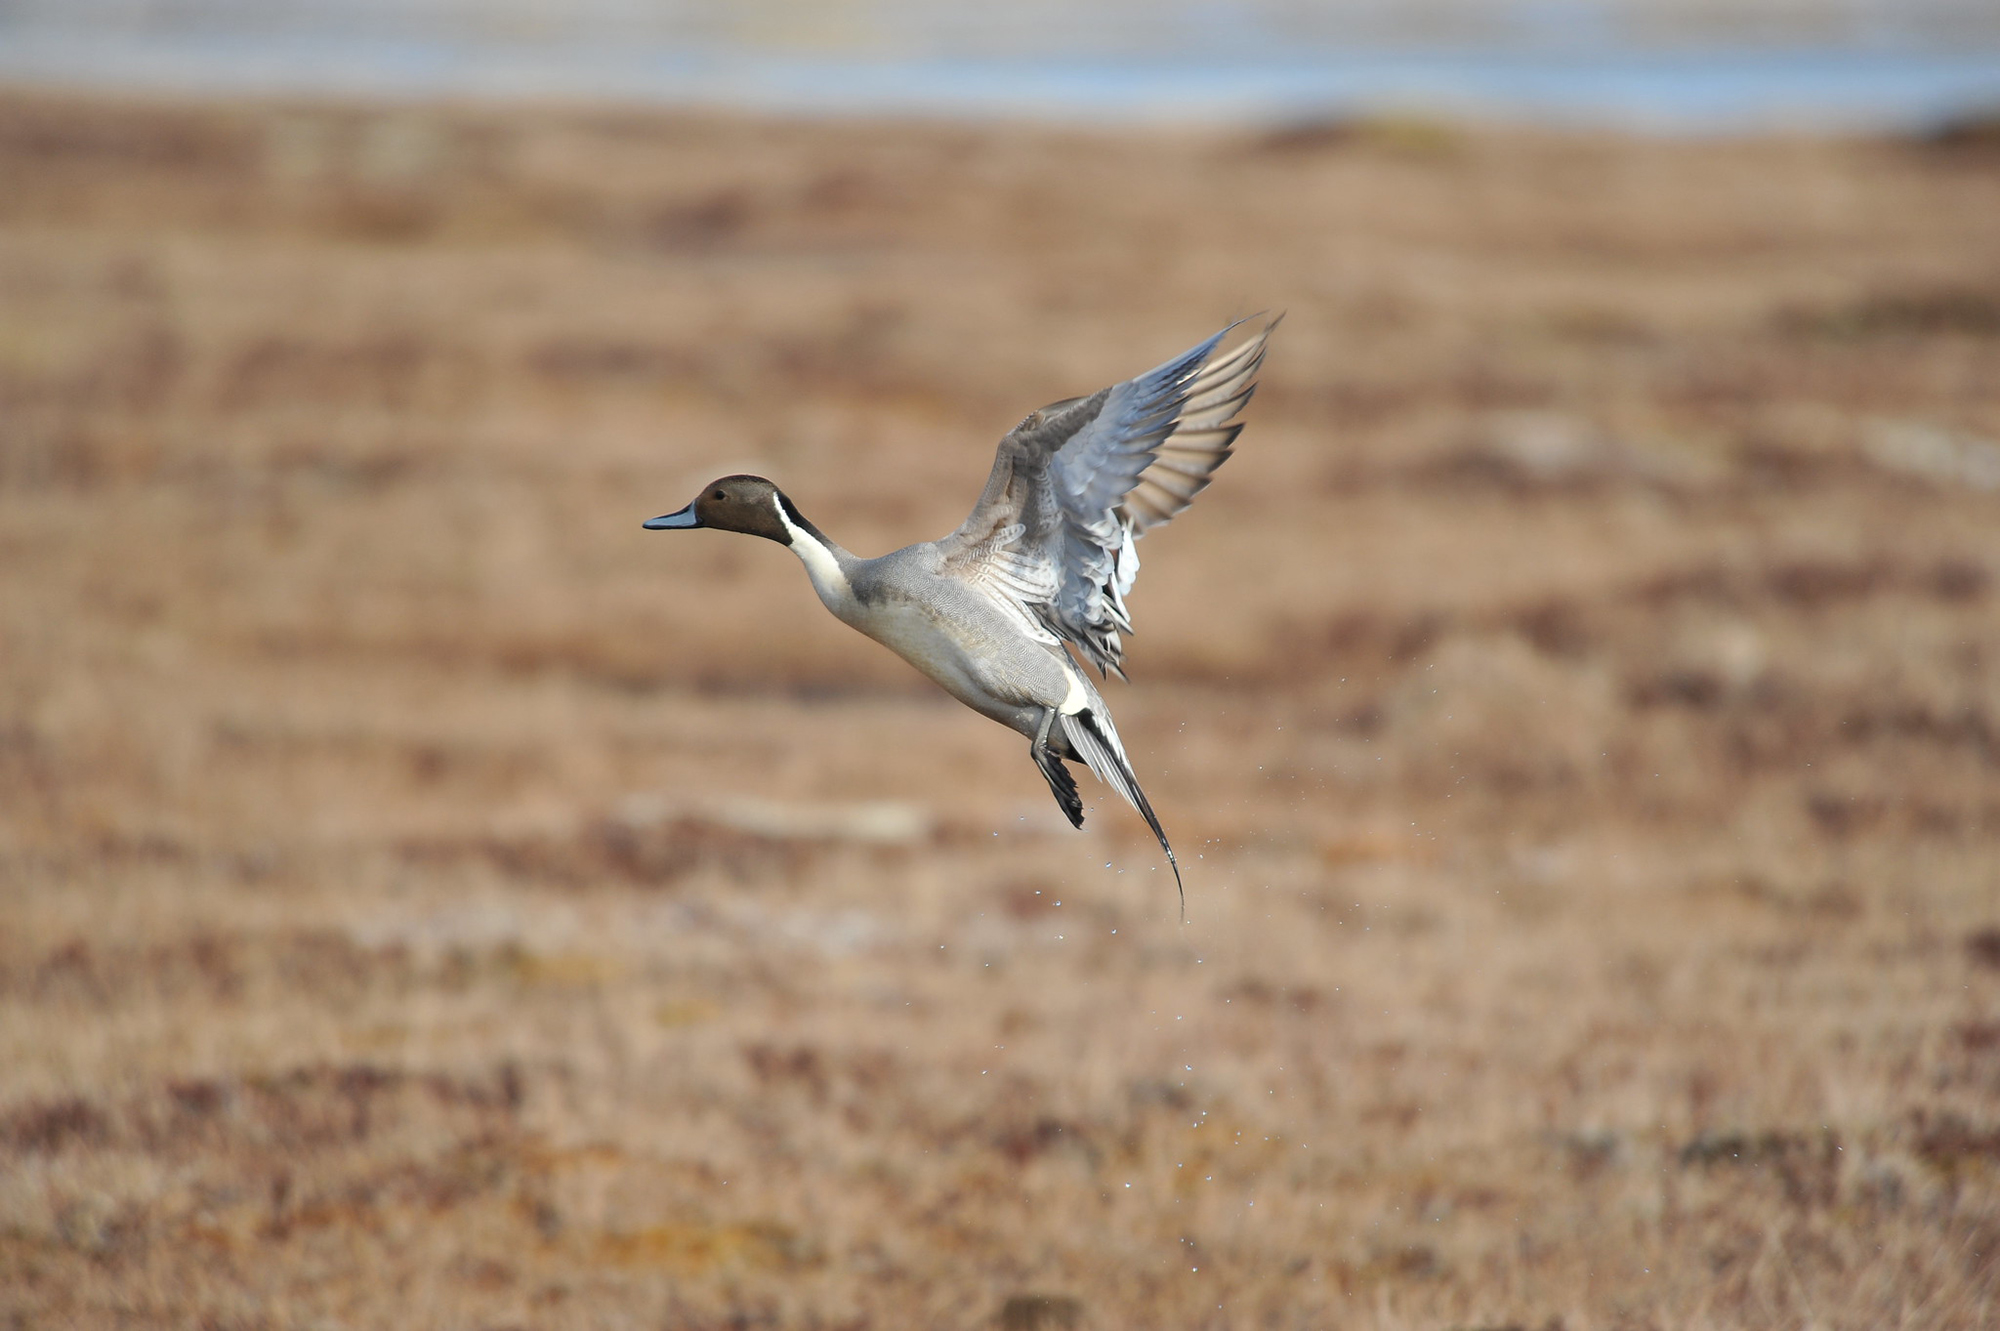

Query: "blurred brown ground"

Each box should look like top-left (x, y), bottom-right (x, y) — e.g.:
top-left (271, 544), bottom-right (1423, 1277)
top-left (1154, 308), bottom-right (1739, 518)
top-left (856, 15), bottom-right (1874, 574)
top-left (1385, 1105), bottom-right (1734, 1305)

top-left (2, 88), bottom-right (1998, 1328)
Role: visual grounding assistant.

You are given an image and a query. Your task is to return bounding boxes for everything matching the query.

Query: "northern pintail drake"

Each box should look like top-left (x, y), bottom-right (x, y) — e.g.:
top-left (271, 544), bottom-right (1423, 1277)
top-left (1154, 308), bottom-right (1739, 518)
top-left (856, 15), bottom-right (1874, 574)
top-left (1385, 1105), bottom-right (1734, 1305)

top-left (645, 317), bottom-right (1277, 906)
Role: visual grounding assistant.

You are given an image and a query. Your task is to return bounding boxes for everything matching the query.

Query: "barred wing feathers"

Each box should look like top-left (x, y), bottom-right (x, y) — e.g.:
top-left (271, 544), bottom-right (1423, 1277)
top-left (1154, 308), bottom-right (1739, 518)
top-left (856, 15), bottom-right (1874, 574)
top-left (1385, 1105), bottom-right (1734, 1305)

top-left (942, 317), bottom-right (1275, 676)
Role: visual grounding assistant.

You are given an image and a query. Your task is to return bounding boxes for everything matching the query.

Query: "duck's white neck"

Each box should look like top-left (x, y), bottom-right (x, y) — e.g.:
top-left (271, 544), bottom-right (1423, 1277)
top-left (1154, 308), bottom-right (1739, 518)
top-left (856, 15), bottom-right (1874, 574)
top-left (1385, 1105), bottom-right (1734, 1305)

top-left (772, 497), bottom-right (853, 609)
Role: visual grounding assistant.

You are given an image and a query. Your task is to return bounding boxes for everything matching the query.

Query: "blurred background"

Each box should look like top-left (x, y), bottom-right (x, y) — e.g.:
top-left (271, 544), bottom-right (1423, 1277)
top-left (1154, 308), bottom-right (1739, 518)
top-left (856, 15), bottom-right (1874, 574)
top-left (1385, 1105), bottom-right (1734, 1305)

top-left (2, 3), bottom-right (1998, 1328)
top-left (6, 0), bottom-right (2000, 127)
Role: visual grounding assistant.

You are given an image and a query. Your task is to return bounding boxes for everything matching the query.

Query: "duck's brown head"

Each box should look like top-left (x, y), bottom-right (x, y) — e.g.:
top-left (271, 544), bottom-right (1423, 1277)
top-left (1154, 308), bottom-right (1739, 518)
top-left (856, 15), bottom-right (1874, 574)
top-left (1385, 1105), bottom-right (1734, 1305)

top-left (644, 475), bottom-right (792, 544)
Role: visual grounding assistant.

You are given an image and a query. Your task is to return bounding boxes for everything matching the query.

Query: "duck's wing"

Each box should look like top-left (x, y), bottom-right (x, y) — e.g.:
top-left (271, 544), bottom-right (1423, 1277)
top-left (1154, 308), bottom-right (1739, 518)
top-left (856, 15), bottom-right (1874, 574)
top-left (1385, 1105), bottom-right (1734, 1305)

top-left (939, 316), bottom-right (1276, 677)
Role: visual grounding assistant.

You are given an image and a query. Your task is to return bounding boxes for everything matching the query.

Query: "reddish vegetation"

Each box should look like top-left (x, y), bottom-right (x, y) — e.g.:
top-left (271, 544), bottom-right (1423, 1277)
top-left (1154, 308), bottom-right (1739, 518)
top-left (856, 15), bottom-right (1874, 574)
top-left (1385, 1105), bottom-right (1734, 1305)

top-left (2, 90), bottom-right (1999, 1327)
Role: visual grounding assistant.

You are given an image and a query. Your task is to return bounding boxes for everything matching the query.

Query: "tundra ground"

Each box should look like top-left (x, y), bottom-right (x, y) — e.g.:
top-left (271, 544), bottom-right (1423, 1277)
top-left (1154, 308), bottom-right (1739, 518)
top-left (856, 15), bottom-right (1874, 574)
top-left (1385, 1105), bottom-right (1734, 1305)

top-left (2, 90), bottom-right (1998, 1328)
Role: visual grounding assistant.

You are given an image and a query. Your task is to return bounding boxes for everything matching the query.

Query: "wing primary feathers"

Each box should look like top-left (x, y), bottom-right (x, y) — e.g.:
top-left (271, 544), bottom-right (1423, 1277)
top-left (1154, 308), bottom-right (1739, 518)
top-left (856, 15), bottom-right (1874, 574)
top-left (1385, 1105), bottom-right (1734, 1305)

top-left (943, 314), bottom-right (1277, 678)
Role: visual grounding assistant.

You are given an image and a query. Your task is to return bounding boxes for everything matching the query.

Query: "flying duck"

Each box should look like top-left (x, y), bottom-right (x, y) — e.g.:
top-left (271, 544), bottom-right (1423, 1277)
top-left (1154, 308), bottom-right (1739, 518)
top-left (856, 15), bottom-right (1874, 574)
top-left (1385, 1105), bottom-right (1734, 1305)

top-left (645, 318), bottom-right (1276, 905)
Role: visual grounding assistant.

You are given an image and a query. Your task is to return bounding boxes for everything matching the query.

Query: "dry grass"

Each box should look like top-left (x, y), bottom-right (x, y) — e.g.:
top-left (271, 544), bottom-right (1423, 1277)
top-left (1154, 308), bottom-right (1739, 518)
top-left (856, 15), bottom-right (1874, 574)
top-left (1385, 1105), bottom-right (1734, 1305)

top-left (3, 88), bottom-right (2000, 1328)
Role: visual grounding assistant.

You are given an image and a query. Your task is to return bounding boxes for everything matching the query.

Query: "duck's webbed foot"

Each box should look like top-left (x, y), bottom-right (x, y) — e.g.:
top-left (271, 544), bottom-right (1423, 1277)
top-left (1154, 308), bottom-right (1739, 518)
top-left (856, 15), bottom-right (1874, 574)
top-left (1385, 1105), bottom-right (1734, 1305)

top-left (1030, 707), bottom-right (1084, 829)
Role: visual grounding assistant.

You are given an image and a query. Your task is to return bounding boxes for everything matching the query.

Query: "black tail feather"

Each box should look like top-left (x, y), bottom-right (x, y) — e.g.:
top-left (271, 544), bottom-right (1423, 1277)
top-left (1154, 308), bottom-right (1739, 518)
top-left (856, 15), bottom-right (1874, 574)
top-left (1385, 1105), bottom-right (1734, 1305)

top-left (1124, 769), bottom-right (1185, 922)
top-left (1064, 707), bottom-right (1184, 921)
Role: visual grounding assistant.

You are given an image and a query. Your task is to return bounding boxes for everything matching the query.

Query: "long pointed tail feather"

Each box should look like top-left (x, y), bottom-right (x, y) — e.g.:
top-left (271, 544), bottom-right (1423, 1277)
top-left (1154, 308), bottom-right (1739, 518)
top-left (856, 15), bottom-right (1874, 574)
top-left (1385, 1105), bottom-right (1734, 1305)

top-left (1058, 707), bottom-right (1184, 919)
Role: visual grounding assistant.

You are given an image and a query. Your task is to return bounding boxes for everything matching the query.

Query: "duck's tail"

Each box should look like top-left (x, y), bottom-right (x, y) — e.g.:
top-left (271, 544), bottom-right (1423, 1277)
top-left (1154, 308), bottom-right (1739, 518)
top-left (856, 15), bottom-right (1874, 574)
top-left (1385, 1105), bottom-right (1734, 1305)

top-left (1057, 705), bottom-right (1184, 919)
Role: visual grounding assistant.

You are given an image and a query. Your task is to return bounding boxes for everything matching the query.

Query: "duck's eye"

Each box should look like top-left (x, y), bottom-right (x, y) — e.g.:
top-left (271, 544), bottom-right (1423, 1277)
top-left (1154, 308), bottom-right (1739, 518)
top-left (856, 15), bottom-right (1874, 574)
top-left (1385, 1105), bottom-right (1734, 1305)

top-left (712, 490), bottom-right (726, 501)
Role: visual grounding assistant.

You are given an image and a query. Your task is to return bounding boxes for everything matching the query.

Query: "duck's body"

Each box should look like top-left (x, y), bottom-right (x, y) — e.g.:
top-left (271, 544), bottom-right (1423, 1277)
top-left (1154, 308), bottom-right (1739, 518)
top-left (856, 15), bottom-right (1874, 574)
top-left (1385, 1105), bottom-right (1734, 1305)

top-left (646, 318), bottom-right (1277, 904)
top-left (783, 528), bottom-right (1092, 736)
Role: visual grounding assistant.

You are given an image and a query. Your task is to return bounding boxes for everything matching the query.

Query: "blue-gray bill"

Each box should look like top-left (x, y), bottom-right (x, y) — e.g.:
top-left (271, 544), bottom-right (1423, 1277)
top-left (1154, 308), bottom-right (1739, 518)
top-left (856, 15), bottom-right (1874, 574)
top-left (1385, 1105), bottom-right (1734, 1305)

top-left (643, 504), bottom-right (699, 529)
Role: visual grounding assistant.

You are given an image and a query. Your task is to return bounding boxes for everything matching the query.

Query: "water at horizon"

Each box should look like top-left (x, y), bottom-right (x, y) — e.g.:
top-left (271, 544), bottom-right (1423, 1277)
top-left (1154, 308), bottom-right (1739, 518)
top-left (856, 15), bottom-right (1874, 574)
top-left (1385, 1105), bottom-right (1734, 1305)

top-left (4, 0), bottom-right (1999, 130)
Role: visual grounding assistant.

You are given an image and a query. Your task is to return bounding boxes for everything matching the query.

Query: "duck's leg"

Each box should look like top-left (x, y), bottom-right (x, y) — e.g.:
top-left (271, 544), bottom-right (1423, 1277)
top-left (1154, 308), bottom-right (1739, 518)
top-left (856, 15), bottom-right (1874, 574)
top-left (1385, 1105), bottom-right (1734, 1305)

top-left (1030, 706), bottom-right (1085, 829)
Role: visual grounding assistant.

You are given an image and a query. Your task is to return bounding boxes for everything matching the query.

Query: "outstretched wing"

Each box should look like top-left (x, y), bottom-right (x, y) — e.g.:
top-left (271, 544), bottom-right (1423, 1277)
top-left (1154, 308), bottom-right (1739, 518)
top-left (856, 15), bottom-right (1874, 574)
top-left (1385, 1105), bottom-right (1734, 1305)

top-left (940, 316), bottom-right (1275, 676)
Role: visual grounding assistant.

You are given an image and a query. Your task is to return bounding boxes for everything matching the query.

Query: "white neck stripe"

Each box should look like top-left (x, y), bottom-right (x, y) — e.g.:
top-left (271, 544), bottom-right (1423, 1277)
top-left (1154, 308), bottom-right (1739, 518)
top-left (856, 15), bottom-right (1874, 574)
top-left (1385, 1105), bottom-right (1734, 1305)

top-left (773, 496), bottom-right (852, 602)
